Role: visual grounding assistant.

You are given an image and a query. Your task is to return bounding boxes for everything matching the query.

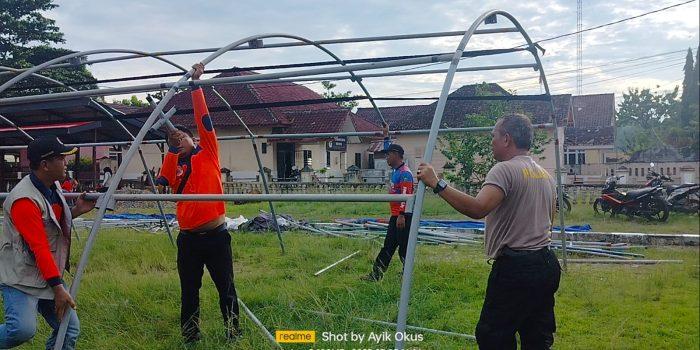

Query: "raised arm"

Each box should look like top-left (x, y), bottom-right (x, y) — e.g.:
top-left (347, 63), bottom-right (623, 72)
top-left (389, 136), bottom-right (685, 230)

top-left (190, 63), bottom-right (219, 158)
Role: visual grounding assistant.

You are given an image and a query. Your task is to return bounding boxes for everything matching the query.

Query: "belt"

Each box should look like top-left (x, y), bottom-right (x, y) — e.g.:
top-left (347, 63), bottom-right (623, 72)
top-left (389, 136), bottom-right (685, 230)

top-left (181, 223), bottom-right (227, 235)
top-left (500, 246), bottom-right (549, 258)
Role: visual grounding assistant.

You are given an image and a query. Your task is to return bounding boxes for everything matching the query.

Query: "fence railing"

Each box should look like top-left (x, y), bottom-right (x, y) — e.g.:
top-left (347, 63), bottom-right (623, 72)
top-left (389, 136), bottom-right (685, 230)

top-left (222, 181), bottom-right (387, 194)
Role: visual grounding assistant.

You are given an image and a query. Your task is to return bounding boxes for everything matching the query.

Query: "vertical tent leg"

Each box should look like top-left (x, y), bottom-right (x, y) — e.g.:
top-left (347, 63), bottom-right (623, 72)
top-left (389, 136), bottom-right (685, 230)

top-left (89, 97), bottom-right (176, 246)
top-left (211, 87), bottom-right (285, 254)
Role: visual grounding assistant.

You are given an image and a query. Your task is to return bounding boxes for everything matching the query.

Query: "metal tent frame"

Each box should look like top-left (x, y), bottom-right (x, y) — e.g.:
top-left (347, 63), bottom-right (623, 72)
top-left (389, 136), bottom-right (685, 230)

top-left (0, 10), bottom-right (568, 349)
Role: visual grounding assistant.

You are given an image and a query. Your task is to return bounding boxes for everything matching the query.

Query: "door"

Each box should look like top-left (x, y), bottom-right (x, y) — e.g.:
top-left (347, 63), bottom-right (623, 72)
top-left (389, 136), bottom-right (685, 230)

top-left (276, 143), bottom-right (295, 181)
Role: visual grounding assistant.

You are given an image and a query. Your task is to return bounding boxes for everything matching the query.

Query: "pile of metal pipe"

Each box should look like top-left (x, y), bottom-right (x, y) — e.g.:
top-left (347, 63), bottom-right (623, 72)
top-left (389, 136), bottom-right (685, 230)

top-left (549, 241), bottom-right (644, 260)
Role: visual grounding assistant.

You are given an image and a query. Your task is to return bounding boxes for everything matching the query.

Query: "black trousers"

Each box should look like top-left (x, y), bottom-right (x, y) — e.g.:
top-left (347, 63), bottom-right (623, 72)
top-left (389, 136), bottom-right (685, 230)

top-left (372, 215), bottom-right (412, 275)
top-left (475, 247), bottom-right (561, 350)
top-left (177, 226), bottom-right (240, 339)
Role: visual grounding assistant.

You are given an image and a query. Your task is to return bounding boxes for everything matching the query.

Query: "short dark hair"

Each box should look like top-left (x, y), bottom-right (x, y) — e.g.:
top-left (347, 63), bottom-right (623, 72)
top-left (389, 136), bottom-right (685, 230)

top-left (172, 124), bottom-right (193, 137)
top-left (498, 114), bottom-right (533, 150)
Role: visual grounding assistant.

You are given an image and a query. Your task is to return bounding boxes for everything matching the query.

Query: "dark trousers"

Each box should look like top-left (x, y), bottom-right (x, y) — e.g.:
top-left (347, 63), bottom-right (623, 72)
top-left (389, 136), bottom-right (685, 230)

top-left (372, 215), bottom-right (412, 276)
top-left (475, 247), bottom-right (561, 350)
top-left (177, 226), bottom-right (240, 339)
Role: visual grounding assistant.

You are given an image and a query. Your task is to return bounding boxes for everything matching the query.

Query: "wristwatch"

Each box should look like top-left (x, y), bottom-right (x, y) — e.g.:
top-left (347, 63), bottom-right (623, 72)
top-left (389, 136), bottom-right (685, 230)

top-left (433, 179), bottom-right (448, 194)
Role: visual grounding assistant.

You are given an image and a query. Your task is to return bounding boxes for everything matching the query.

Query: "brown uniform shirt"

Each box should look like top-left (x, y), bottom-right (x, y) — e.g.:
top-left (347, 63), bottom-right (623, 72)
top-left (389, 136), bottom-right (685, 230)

top-left (482, 155), bottom-right (555, 258)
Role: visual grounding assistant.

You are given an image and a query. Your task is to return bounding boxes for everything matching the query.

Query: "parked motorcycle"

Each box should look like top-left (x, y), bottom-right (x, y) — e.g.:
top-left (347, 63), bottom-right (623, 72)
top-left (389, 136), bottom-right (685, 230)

top-left (556, 191), bottom-right (572, 213)
top-left (593, 175), bottom-right (669, 222)
top-left (647, 170), bottom-right (699, 213)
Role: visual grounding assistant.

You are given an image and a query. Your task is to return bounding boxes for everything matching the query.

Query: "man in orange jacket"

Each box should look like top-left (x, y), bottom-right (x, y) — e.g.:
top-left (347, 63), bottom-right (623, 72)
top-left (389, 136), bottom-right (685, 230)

top-left (156, 63), bottom-right (240, 343)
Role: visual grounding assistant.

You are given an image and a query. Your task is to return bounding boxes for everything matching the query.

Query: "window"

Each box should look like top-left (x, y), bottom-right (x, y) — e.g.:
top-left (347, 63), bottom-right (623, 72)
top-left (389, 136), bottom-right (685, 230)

top-left (355, 153), bottom-right (362, 168)
top-left (261, 142), bottom-right (267, 154)
top-left (667, 167), bottom-right (671, 176)
top-left (628, 168), bottom-right (632, 176)
top-left (326, 151), bottom-right (331, 167)
top-left (673, 167), bottom-right (677, 175)
top-left (368, 154), bottom-right (375, 169)
top-left (641, 168), bottom-right (645, 177)
top-left (564, 149), bottom-right (586, 165)
top-left (661, 168), bottom-right (664, 175)
top-left (577, 152), bottom-right (586, 165)
top-left (303, 150), bottom-right (312, 167)
top-left (635, 168), bottom-right (639, 177)
top-left (610, 169), bottom-right (614, 175)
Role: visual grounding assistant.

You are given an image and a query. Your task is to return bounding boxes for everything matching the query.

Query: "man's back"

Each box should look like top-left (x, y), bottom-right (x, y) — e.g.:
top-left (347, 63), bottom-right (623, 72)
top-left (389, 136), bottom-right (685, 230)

top-left (482, 155), bottom-right (555, 258)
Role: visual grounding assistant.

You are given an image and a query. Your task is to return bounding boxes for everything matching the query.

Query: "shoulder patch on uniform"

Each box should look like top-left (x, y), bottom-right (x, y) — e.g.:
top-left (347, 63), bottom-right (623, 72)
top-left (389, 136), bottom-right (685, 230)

top-left (202, 114), bottom-right (213, 131)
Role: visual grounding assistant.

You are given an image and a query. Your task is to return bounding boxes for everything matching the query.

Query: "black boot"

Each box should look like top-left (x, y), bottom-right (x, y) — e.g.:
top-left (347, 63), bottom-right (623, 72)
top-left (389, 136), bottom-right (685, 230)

top-left (226, 317), bottom-right (242, 341)
top-left (360, 264), bottom-right (384, 282)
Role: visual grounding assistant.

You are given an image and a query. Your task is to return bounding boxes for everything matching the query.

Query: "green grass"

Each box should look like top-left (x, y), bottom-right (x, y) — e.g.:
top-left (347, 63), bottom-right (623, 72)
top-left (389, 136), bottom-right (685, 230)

top-left (220, 193), bottom-right (699, 235)
top-left (2, 228), bottom-right (698, 349)
top-left (562, 202), bottom-right (699, 234)
top-left (102, 189), bottom-right (700, 235)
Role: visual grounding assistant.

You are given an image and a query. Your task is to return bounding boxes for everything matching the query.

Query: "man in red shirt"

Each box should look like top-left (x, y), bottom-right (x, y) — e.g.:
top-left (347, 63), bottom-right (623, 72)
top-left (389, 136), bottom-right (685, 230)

top-left (156, 63), bottom-right (240, 343)
top-left (0, 136), bottom-right (96, 350)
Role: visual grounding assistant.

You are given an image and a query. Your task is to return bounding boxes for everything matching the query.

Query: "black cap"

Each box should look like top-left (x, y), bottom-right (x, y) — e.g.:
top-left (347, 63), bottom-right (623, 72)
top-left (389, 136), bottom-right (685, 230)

top-left (386, 143), bottom-right (404, 156)
top-left (27, 137), bottom-right (77, 164)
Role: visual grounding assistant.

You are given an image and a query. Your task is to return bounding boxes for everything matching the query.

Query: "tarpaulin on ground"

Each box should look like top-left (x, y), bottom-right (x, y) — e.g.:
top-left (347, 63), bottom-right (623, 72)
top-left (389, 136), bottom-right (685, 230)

top-left (353, 218), bottom-right (592, 232)
top-left (103, 213), bottom-right (176, 220)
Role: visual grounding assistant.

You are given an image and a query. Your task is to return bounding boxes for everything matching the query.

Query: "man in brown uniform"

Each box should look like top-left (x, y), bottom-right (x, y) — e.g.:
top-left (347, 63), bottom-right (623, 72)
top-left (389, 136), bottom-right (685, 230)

top-left (417, 114), bottom-right (561, 349)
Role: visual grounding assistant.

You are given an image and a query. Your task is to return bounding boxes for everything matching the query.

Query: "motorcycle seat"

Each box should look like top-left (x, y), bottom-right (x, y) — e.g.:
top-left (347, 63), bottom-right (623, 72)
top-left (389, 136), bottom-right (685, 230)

top-left (624, 187), bottom-right (657, 200)
top-left (668, 184), bottom-right (698, 191)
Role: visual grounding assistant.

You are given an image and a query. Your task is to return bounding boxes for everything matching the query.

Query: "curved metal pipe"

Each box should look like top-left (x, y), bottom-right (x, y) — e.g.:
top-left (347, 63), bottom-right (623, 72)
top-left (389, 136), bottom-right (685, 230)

top-left (393, 9), bottom-right (567, 349)
top-left (0, 62), bottom-right (181, 247)
top-left (0, 49), bottom-right (187, 95)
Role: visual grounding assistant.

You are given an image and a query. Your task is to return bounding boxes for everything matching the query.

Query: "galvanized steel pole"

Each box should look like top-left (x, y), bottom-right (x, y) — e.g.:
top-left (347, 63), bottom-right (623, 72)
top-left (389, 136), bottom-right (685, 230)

top-left (211, 87), bottom-right (286, 254)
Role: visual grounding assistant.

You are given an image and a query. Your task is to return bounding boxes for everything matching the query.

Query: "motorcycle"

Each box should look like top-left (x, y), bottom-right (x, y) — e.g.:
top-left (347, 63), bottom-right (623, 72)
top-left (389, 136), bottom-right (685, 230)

top-left (647, 170), bottom-right (699, 213)
top-left (556, 191), bottom-right (572, 213)
top-left (593, 175), bottom-right (669, 222)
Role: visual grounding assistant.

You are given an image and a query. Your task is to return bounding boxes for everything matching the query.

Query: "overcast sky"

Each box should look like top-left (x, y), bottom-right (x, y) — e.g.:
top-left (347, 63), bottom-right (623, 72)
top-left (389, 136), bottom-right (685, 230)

top-left (50, 0), bottom-right (699, 107)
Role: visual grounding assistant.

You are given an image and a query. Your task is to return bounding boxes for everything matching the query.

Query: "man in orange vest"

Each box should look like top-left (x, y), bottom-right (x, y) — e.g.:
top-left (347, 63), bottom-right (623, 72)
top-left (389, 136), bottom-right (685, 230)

top-left (1, 137), bottom-right (96, 349)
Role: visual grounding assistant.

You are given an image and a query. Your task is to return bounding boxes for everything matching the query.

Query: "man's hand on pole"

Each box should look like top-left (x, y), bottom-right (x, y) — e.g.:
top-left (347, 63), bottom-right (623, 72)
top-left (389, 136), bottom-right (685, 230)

top-left (191, 63), bottom-right (204, 81)
top-left (53, 284), bottom-right (76, 320)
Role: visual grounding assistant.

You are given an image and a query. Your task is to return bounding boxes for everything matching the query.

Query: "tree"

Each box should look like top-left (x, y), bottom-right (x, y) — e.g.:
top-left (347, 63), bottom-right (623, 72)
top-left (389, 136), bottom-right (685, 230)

top-left (439, 84), bottom-right (549, 189)
top-left (616, 87), bottom-right (679, 129)
top-left (117, 95), bottom-right (148, 107)
top-left (616, 87), bottom-right (680, 155)
top-left (0, 1), bottom-right (96, 97)
top-left (679, 48), bottom-right (696, 125)
top-left (616, 84), bottom-right (700, 158)
top-left (0, 0), bottom-right (63, 60)
top-left (320, 81), bottom-right (358, 109)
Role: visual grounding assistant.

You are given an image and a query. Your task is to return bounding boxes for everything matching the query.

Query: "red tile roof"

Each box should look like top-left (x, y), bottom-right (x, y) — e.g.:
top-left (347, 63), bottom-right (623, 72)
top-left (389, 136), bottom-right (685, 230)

top-left (571, 94), bottom-right (615, 128)
top-left (350, 114), bottom-right (381, 132)
top-left (280, 109), bottom-right (352, 134)
top-left (136, 70), bottom-right (352, 135)
top-left (355, 84), bottom-right (572, 130)
top-left (564, 126), bottom-right (615, 146)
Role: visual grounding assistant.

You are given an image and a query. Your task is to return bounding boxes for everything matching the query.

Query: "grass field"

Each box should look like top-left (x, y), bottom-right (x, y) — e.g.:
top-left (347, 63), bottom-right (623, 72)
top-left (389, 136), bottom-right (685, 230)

top-left (2, 199), bottom-right (698, 349)
top-left (219, 194), bottom-right (699, 235)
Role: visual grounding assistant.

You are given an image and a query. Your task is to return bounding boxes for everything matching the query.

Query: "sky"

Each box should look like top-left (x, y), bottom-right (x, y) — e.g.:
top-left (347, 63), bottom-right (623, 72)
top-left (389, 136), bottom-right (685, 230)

top-left (49, 0), bottom-right (699, 108)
